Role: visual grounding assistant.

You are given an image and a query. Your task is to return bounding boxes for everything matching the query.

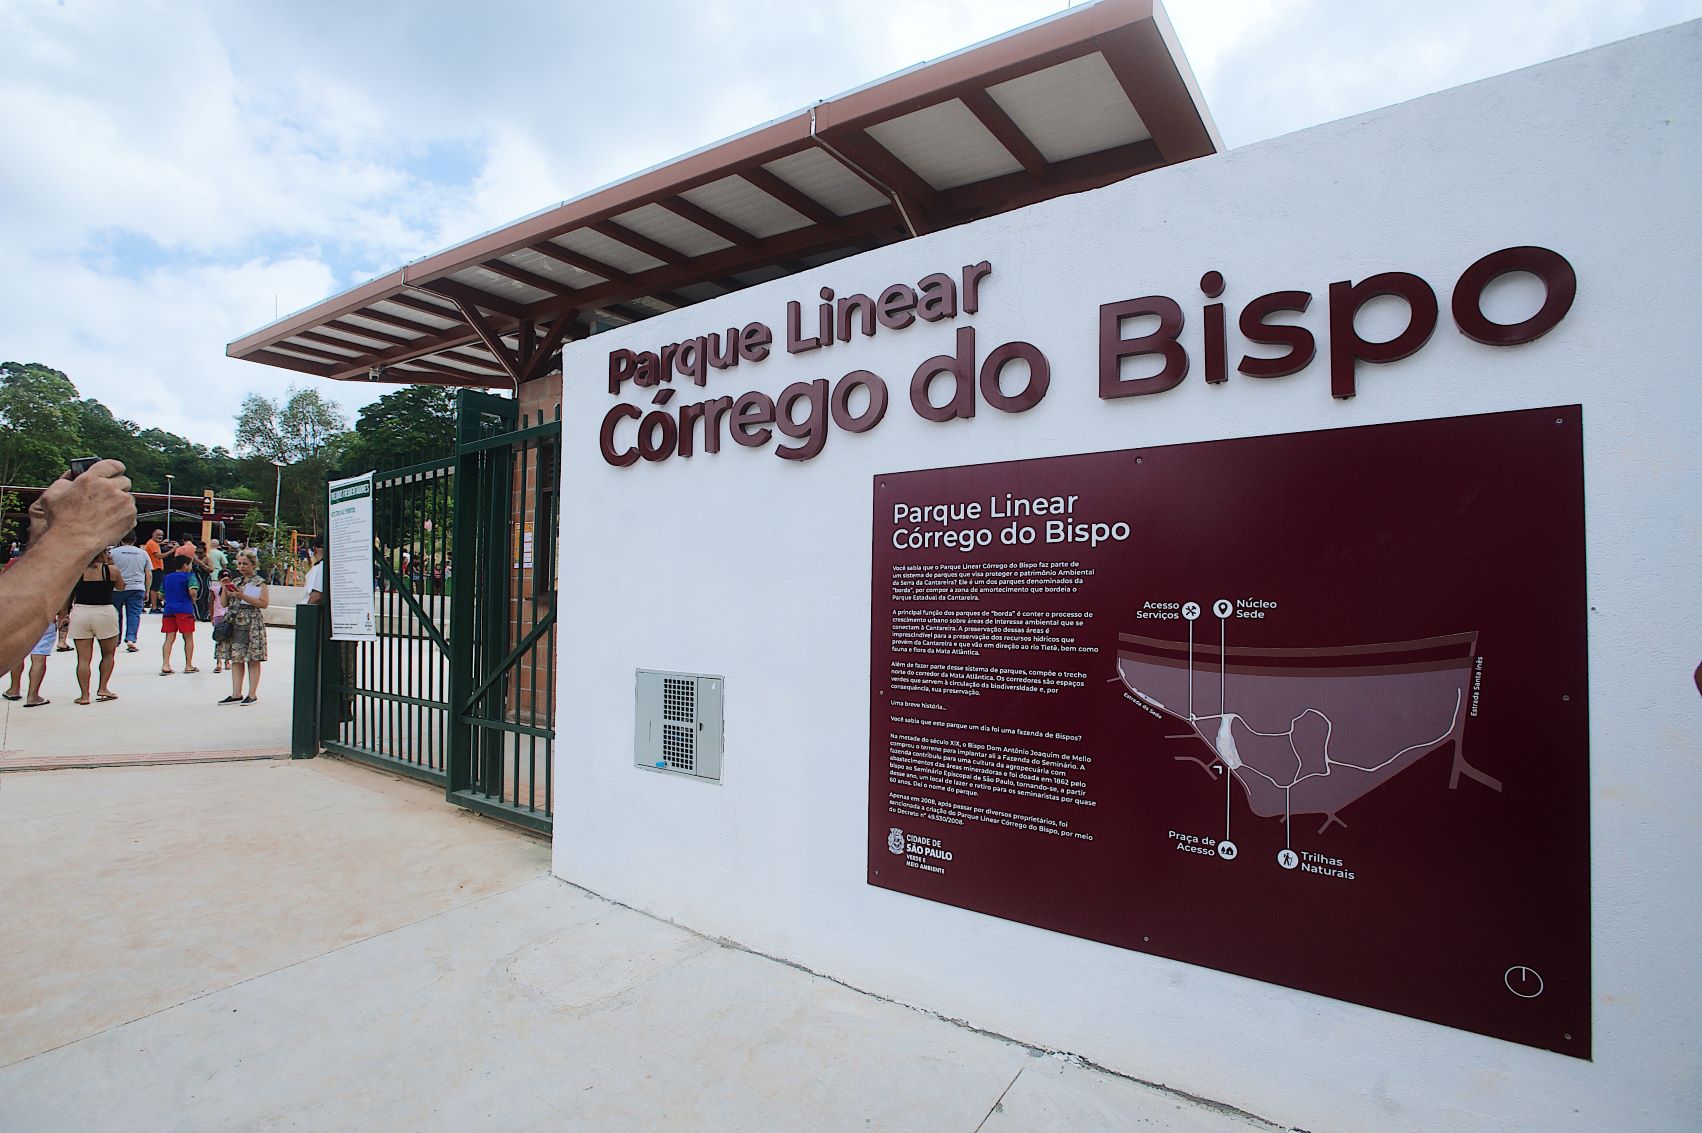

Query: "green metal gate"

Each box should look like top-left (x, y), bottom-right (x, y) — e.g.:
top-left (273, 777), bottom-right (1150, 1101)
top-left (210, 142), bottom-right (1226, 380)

top-left (311, 390), bottom-right (559, 835)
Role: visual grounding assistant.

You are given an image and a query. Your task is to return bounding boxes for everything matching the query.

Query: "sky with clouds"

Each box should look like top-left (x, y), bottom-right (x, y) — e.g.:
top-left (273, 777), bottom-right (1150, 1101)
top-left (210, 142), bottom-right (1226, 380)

top-left (1, 0), bottom-right (1695, 451)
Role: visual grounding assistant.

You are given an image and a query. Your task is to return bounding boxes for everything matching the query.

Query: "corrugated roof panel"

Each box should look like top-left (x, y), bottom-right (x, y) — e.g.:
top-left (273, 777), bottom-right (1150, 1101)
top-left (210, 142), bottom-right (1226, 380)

top-left (284, 336), bottom-right (360, 357)
top-left (451, 266), bottom-right (555, 304)
top-left (535, 238), bottom-right (613, 285)
top-left (315, 324), bottom-right (401, 348)
top-left (864, 99), bottom-right (1023, 190)
top-left (987, 52), bottom-right (1150, 163)
top-left (502, 247), bottom-right (600, 289)
top-left (763, 148), bottom-right (889, 216)
top-left (427, 355), bottom-right (497, 375)
top-left (338, 313), bottom-right (426, 340)
top-left (369, 299), bottom-right (459, 329)
top-left (679, 175), bottom-right (810, 240)
top-left (555, 228), bottom-right (667, 274)
top-left (270, 346), bottom-right (336, 366)
top-left (614, 202), bottom-right (733, 257)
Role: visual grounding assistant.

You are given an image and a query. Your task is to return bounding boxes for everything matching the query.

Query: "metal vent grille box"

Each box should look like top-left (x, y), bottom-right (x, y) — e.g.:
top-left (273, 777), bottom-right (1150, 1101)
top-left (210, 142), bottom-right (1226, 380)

top-left (635, 670), bottom-right (723, 780)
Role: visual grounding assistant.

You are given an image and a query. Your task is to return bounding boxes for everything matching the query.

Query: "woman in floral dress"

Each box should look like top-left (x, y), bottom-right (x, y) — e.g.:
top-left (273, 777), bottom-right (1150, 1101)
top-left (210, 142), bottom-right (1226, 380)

top-left (215, 549), bottom-right (270, 704)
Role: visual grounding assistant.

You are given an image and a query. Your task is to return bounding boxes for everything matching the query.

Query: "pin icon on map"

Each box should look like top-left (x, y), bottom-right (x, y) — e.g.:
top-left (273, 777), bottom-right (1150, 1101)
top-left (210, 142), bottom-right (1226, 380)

top-left (1213, 599), bottom-right (1234, 619)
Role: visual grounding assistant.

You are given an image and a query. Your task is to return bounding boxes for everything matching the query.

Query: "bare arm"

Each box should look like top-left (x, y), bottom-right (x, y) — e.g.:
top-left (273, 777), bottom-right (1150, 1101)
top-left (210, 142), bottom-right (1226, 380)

top-left (0, 463), bottom-right (135, 671)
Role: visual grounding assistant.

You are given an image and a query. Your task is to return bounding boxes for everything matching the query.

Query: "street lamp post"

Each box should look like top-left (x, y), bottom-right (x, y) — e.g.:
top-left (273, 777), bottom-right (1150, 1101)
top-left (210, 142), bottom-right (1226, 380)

top-left (271, 460), bottom-right (285, 565)
top-left (164, 474), bottom-right (174, 541)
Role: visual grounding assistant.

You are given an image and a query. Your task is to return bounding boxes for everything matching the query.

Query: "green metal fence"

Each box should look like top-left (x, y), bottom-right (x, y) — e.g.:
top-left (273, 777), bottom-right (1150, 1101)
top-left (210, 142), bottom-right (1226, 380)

top-left (304, 390), bottom-right (559, 835)
top-left (321, 451), bottom-right (456, 784)
top-left (447, 392), bottom-right (559, 834)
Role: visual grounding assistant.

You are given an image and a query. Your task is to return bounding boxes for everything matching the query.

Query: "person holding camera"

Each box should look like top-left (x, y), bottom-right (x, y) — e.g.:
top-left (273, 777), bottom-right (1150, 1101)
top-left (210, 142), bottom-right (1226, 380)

top-left (0, 460), bottom-right (136, 677)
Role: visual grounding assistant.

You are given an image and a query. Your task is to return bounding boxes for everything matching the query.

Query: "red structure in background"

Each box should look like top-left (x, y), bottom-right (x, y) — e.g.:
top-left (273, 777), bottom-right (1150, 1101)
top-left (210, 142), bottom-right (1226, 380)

top-left (0, 485), bottom-right (259, 547)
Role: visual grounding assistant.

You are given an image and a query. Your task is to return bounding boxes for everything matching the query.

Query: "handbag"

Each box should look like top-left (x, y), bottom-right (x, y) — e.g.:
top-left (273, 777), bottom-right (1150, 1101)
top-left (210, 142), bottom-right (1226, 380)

top-left (212, 618), bottom-right (234, 644)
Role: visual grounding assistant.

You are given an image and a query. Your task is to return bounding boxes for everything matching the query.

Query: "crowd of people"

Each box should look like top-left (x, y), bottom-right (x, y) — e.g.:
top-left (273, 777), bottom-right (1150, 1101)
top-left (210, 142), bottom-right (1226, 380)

top-left (1, 512), bottom-right (275, 707)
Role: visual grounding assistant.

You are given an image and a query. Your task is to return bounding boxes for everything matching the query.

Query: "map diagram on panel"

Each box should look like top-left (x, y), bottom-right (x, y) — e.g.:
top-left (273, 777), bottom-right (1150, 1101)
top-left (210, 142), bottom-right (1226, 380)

top-left (1117, 618), bottom-right (1500, 842)
top-left (868, 406), bottom-right (1592, 1058)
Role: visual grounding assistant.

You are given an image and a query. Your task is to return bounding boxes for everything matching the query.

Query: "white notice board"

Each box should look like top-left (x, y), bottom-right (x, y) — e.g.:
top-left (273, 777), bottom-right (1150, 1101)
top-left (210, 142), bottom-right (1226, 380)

top-left (327, 472), bottom-right (377, 642)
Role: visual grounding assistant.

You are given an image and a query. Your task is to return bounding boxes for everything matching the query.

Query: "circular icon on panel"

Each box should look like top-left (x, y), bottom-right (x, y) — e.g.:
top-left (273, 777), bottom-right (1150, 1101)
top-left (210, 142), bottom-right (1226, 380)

top-left (1504, 966), bottom-right (1544, 998)
top-left (1276, 849), bottom-right (1299, 870)
top-left (1213, 599), bottom-right (1234, 619)
top-left (1216, 840), bottom-right (1238, 861)
top-left (1182, 602), bottom-right (1201, 621)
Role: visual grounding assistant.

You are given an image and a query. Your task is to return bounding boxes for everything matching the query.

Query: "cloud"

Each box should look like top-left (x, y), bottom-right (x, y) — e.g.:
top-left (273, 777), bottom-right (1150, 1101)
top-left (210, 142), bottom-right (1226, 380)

top-left (1165, 0), bottom-right (1702, 147)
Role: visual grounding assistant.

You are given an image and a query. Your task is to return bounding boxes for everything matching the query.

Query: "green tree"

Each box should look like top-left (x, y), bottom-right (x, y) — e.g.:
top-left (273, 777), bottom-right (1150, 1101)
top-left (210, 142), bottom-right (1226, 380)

top-left (0, 489), bottom-right (21, 546)
top-left (235, 387), bottom-right (347, 536)
top-left (345, 385), bottom-right (458, 470)
top-left (242, 506), bottom-right (268, 546)
top-left (0, 363), bottom-right (83, 485)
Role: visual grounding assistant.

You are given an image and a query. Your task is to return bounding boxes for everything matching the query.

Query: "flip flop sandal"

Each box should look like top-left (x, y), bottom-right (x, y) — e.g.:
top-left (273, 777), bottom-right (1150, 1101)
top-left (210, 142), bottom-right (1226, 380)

top-left (160, 669), bottom-right (174, 675)
top-left (56, 646), bottom-right (72, 652)
top-left (185, 667), bottom-right (201, 673)
top-left (2, 693), bottom-right (21, 702)
top-left (97, 693), bottom-right (119, 702)
top-left (24, 699), bottom-right (49, 707)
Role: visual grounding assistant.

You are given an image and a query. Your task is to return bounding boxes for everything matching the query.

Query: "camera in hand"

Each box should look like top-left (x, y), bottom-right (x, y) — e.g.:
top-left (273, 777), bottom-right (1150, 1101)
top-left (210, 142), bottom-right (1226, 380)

top-left (68, 456), bottom-right (100, 480)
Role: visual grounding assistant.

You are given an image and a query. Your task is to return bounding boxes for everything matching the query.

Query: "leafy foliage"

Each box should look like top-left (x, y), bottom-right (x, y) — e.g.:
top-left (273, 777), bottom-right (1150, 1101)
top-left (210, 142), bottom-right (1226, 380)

top-left (340, 385), bottom-right (457, 471)
top-left (0, 361), bottom-right (462, 540)
top-left (235, 387), bottom-right (349, 536)
top-left (0, 363), bottom-right (83, 485)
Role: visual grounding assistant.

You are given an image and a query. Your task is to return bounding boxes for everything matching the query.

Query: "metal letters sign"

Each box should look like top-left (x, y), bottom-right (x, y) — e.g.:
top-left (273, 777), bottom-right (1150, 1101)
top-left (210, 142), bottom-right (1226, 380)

top-left (327, 472), bottom-right (377, 643)
top-left (868, 407), bottom-right (1590, 1057)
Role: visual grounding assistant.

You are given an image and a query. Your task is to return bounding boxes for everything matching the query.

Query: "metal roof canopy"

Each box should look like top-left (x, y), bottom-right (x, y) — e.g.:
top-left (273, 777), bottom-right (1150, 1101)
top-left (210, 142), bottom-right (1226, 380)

top-left (226, 0), bottom-right (1220, 390)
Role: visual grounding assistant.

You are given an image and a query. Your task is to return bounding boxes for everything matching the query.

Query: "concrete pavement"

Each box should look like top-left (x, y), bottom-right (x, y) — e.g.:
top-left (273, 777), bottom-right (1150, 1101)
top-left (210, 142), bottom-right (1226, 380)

top-left (0, 617), bottom-right (292, 770)
top-left (0, 758), bottom-right (1283, 1132)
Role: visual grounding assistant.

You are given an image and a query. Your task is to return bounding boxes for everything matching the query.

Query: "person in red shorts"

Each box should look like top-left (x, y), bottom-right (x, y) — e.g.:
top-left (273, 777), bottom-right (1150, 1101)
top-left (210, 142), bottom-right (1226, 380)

top-left (159, 556), bottom-right (201, 675)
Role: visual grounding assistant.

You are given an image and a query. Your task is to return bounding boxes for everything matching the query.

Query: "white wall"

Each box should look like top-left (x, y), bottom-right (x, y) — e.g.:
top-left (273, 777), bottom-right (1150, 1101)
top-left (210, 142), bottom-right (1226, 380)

top-left (552, 24), bottom-right (1701, 1132)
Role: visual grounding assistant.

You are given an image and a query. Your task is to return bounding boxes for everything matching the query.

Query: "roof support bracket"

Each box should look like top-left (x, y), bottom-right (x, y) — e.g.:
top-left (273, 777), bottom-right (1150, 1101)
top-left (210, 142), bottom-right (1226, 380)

top-left (449, 297), bottom-right (526, 390)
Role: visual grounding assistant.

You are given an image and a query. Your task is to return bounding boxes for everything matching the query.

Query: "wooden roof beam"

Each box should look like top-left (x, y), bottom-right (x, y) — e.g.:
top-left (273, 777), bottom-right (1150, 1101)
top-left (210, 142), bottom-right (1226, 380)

top-left (478, 258), bottom-right (578, 299)
top-left (960, 88), bottom-right (1049, 178)
top-left (320, 321), bottom-right (415, 349)
top-left (589, 219), bottom-right (688, 267)
top-left (739, 166), bottom-right (839, 227)
top-left (527, 242), bottom-right (632, 284)
top-left (658, 197), bottom-right (758, 249)
top-left (344, 307), bottom-right (454, 336)
top-left (386, 293), bottom-right (467, 323)
top-left (419, 279), bottom-right (530, 321)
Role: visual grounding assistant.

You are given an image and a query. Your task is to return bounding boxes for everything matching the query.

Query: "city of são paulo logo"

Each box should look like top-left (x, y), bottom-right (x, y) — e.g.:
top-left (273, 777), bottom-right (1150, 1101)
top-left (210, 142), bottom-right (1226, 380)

top-left (887, 827), bottom-right (906, 855)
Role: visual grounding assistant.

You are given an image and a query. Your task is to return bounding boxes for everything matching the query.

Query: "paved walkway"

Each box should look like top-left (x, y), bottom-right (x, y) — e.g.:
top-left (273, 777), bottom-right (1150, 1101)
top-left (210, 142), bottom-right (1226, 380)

top-left (0, 618), bottom-right (293, 770)
top-left (0, 758), bottom-right (1280, 1132)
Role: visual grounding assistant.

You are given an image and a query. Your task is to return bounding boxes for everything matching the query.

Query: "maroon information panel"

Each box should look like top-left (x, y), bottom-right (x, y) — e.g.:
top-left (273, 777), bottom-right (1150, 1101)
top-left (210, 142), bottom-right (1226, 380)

top-left (868, 406), bottom-right (1590, 1057)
